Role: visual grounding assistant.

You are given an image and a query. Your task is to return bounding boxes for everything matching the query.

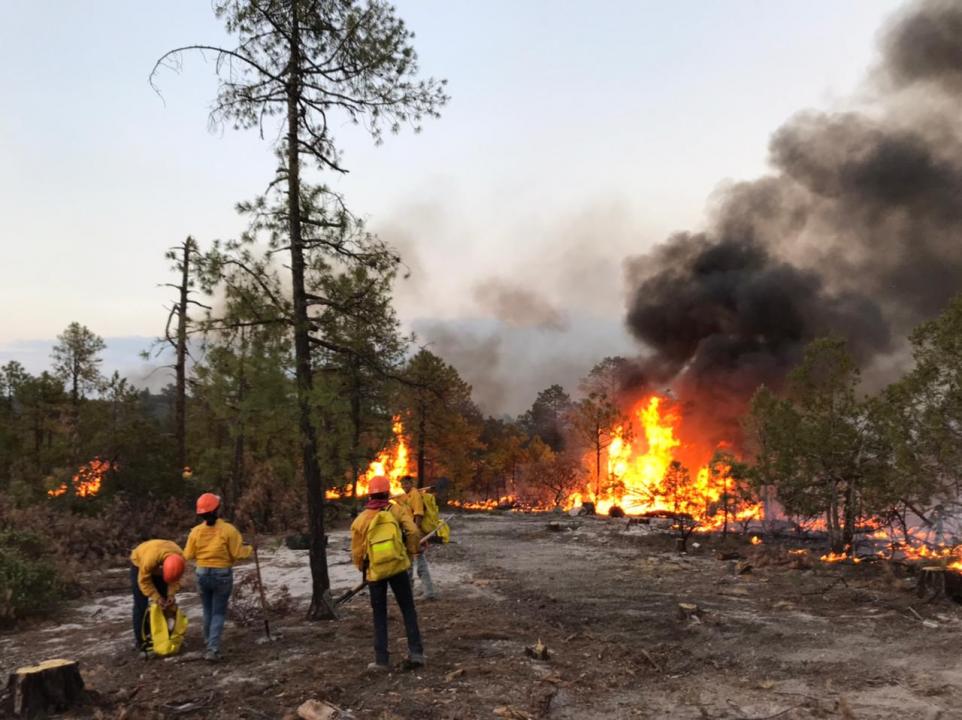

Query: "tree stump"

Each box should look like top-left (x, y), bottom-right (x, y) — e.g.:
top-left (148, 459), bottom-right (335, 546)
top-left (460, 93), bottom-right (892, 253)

top-left (6, 659), bottom-right (84, 718)
top-left (917, 566), bottom-right (947, 601)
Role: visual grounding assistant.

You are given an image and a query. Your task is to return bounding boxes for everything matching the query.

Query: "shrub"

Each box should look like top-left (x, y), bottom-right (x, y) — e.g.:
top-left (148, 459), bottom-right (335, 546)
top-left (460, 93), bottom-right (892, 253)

top-left (0, 530), bottom-right (63, 626)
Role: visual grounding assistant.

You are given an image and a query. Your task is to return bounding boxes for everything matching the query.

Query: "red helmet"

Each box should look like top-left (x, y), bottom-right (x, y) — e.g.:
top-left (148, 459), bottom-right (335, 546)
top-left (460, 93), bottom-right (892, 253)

top-left (196, 492), bottom-right (220, 514)
top-left (163, 554), bottom-right (185, 583)
top-left (368, 475), bottom-right (391, 495)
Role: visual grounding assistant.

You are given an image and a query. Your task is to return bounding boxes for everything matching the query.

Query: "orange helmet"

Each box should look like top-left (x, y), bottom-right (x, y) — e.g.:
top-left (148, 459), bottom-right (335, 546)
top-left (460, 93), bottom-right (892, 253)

top-left (162, 553), bottom-right (185, 583)
top-left (368, 475), bottom-right (391, 495)
top-left (196, 492), bottom-right (220, 514)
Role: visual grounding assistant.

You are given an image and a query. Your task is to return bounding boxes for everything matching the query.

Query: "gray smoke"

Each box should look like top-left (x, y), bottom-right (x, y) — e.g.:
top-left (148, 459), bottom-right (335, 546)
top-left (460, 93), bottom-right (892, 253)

top-left (473, 278), bottom-right (569, 331)
top-left (625, 0), bottom-right (962, 444)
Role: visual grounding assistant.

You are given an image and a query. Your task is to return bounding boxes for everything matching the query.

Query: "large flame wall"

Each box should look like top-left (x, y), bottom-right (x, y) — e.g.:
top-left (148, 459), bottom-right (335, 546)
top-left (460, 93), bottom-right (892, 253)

top-left (573, 395), bottom-right (762, 528)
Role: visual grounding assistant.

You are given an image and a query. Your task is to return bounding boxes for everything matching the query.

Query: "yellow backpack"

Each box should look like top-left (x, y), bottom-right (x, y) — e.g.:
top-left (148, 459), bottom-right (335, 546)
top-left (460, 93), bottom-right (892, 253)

top-left (420, 491), bottom-right (449, 543)
top-left (365, 508), bottom-right (411, 581)
top-left (145, 604), bottom-right (189, 656)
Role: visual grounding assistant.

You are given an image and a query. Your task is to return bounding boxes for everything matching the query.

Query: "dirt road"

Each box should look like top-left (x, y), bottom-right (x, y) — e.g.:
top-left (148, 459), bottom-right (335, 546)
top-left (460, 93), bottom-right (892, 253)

top-left (2, 512), bottom-right (961, 719)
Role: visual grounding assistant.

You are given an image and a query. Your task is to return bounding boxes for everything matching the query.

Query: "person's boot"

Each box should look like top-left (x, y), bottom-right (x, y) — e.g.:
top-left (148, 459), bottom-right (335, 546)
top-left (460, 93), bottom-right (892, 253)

top-left (366, 661), bottom-right (390, 673)
top-left (402, 653), bottom-right (426, 670)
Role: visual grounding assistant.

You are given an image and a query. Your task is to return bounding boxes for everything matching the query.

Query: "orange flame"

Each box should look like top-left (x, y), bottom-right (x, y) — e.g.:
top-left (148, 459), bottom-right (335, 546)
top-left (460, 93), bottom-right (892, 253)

top-left (573, 395), bottom-right (763, 529)
top-left (326, 417), bottom-right (410, 499)
top-left (48, 458), bottom-right (111, 498)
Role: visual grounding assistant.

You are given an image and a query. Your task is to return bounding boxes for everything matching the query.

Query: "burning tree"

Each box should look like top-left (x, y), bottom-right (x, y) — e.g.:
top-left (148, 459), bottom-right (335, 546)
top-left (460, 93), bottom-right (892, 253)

top-left (526, 438), bottom-right (585, 509)
top-left (570, 390), bottom-right (629, 504)
top-left (709, 450), bottom-right (755, 537)
top-left (658, 460), bottom-right (699, 552)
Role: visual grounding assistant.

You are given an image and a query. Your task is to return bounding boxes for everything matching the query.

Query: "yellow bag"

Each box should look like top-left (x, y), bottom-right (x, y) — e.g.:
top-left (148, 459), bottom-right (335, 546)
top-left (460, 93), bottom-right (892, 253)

top-left (420, 491), bottom-right (449, 543)
top-left (146, 603), bottom-right (188, 656)
top-left (366, 509), bottom-right (410, 582)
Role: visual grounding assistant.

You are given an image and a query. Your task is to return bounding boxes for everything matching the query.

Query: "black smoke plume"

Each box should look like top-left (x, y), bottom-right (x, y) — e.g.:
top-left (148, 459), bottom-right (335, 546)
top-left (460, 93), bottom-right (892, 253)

top-left (624, 0), bottom-right (962, 446)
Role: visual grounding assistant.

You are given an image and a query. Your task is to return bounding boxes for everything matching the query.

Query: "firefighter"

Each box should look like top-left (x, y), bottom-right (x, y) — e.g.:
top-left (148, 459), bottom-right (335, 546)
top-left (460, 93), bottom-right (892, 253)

top-left (350, 475), bottom-right (425, 671)
top-left (399, 474), bottom-right (438, 599)
top-left (183, 492), bottom-right (253, 661)
top-left (130, 539), bottom-right (185, 651)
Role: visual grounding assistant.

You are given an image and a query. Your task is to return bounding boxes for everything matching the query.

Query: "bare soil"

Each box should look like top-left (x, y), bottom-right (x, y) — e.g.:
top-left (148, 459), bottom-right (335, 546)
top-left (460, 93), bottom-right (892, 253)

top-left (3, 512), bottom-right (962, 719)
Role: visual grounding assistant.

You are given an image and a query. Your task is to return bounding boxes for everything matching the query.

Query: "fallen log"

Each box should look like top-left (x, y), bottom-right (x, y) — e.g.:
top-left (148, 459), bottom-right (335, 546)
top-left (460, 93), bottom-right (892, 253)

top-left (6, 659), bottom-right (84, 718)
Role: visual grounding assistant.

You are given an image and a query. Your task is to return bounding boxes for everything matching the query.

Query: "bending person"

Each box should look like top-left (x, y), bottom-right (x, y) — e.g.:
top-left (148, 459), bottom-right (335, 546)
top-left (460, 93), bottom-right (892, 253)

top-left (130, 539), bottom-right (185, 651)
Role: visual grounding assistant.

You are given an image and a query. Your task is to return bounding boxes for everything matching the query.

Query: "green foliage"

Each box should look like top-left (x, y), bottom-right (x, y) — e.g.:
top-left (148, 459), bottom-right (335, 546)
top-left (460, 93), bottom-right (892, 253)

top-left (523, 437), bottom-right (584, 508)
top-left (51, 322), bottom-right (106, 402)
top-left (746, 339), bottom-right (870, 551)
top-left (520, 384), bottom-right (573, 452)
top-left (0, 528), bottom-right (62, 626)
top-left (400, 349), bottom-right (482, 489)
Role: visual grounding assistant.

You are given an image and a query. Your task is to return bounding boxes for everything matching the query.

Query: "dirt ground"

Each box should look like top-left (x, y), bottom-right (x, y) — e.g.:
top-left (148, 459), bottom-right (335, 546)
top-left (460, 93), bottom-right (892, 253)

top-left (3, 512), bottom-right (962, 720)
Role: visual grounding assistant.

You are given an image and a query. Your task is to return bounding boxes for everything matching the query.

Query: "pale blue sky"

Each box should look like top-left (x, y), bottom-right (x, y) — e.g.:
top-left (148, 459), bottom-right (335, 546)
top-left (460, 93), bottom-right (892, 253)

top-left (0, 1), bottom-right (908, 409)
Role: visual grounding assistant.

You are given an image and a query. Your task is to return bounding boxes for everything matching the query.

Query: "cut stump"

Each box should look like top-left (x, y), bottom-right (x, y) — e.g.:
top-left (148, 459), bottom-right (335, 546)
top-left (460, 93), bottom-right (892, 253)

top-left (6, 659), bottom-right (84, 718)
top-left (917, 566), bottom-right (962, 602)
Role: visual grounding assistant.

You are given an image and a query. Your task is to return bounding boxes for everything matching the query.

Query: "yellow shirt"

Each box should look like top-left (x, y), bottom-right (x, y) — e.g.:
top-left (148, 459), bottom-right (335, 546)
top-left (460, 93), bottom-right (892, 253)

top-left (130, 539), bottom-right (183, 601)
top-left (350, 502), bottom-right (421, 573)
top-left (183, 519), bottom-right (252, 569)
top-left (399, 488), bottom-right (425, 520)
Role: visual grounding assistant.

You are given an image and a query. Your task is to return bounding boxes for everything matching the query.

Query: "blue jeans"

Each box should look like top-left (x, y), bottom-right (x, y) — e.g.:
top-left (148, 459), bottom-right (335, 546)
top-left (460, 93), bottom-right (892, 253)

top-left (196, 567), bottom-right (233, 653)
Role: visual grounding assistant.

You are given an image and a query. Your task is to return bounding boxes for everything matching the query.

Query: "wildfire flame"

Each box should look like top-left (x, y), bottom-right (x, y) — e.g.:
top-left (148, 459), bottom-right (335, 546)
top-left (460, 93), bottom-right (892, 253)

top-left (48, 458), bottom-right (111, 498)
top-left (326, 417), bottom-right (410, 499)
top-left (572, 395), bottom-right (763, 529)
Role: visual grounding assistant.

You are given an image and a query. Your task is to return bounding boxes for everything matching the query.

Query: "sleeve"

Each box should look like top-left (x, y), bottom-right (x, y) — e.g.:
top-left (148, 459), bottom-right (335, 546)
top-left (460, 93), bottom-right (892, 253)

top-left (228, 525), bottom-right (253, 562)
top-left (409, 491), bottom-right (425, 519)
top-left (137, 549), bottom-right (162, 602)
top-left (350, 518), bottom-right (366, 572)
top-left (183, 528), bottom-right (197, 562)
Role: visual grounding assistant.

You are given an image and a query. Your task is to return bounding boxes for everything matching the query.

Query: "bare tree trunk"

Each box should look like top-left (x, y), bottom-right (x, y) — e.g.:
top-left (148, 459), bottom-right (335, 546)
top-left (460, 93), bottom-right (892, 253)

top-left (174, 237), bottom-right (193, 474)
top-left (595, 426), bottom-right (601, 500)
top-left (228, 331), bottom-right (247, 512)
top-left (722, 475), bottom-right (730, 538)
top-left (349, 357), bottom-right (361, 499)
top-left (416, 398), bottom-right (426, 488)
top-left (286, 7), bottom-right (334, 620)
top-left (827, 483), bottom-right (844, 553)
top-left (842, 480), bottom-right (856, 553)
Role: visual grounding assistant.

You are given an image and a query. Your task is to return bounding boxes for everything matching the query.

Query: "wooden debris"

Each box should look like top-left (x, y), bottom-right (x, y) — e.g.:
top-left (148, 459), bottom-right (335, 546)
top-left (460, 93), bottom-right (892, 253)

top-left (494, 706), bottom-right (534, 720)
top-left (715, 550), bottom-right (742, 561)
top-left (736, 560), bottom-right (753, 575)
top-left (6, 658), bottom-right (85, 718)
top-left (640, 649), bottom-right (662, 673)
top-left (524, 639), bottom-right (550, 660)
top-left (444, 668), bottom-right (466, 682)
top-left (297, 698), bottom-right (351, 720)
top-left (160, 693), bottom-right (214, 715)
top-left (676, 602), bottom-right (704, 622)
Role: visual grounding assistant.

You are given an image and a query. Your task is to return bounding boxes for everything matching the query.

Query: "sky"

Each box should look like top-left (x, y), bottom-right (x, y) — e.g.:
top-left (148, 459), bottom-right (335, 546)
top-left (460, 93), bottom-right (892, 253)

top-left (0, 0), bottom-right (908, 413)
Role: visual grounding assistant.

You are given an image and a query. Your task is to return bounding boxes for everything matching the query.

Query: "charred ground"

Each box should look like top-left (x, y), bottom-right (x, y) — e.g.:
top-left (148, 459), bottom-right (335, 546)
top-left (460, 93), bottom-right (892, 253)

top-left (2, 512), bottom-right (960, 720)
